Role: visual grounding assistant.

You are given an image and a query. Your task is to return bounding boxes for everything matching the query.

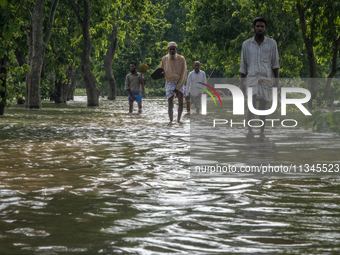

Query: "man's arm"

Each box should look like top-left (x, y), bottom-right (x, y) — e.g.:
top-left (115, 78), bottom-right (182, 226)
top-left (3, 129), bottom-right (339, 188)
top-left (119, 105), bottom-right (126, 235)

top-left (271, 41), bottom-right (280, 88)
top-left (160, 57), bottom-right (165, 76)
top-left (185, 72), bottom-right (191, 99)
top-left (239, 42), bottom-right (247, 93)
top-left (126, 89), bottom-right (134, 101)
top-left (140, 72), bottom-right (145, 86)
top-left (273, 68), bottom-right (279, 88)
top-left (240, 73), bottom-right (246, 94)
top-left (175, 57), bottom-right (187, 91)
top-left (202, 71), bottom-right (207, 84)
top-left (125, 75), bottom-right (135, 101)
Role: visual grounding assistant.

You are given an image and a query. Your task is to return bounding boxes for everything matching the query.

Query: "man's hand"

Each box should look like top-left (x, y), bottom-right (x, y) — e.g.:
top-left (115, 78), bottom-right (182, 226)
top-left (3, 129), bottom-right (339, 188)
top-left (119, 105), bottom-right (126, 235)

top-left (240, 73), bottom-right (246, 94)
top-left (174, 88), bottom-right (179, 97)
top-left (240, 83), bottom-right (245, 94)
top-left (127, 89), bottom-right (135, 102)
top-left (273, 69), bottom-right (279, 91)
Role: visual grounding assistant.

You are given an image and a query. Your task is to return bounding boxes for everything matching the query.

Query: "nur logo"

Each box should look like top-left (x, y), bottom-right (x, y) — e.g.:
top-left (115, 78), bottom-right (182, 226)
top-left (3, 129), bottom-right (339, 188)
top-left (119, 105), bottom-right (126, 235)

top-left (200, 84), bottom-right (312, 116)
top-left (197, 83), bottom-right (222, 115)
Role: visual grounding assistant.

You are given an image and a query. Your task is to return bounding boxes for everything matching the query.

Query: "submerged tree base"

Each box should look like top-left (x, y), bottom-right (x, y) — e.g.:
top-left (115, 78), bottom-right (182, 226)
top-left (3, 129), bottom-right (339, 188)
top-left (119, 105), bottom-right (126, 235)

top-left (28, 105), bottom-right (42, 109)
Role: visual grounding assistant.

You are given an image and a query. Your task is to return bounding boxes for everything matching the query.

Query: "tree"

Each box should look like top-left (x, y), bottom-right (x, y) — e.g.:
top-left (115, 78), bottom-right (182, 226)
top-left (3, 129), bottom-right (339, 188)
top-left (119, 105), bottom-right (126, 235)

top-left (321, 2), bottom-right (340, 102)
top-left (25, 0), bottom-right (59, 108)
top-left (69, 0), bottom-right (99, 106)
top-left (89, 0), bottom-right (170, 98)
top-left (296, 1), bottom-right (320, 108)
top-left (185, 0), bottom-right (303, 78)
top-left (0, 0), bottom-right (26, 115)
top-left (105, 24), bottom-right (118, 100)
top-left (26, 0), bottom-right (45, 108)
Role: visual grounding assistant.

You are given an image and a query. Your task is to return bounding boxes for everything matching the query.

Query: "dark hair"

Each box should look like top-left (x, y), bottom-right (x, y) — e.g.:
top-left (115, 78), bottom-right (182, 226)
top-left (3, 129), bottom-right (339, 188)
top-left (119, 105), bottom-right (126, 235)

top-left (253, 17), bottom-right (267, 27)
top-left (130, 62), bottom-right (137, 67)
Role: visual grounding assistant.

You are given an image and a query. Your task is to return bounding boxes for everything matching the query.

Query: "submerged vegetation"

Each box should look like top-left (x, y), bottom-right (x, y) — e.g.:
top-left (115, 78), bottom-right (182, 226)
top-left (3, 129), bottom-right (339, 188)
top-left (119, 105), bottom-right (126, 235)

top-left (308, 108), bottom-right (340, 135)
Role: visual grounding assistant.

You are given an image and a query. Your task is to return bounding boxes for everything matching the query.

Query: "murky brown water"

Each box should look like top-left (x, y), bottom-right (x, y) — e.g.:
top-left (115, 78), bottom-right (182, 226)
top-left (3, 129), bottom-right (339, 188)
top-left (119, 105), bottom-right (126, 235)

top-left (1, 96), bottom-right (340, 254)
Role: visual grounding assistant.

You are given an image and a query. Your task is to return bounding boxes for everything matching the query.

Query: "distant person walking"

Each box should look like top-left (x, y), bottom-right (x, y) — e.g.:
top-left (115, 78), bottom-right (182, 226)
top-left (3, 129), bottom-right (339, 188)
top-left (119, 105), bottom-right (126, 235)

top-left (124, 62), bottom-right (146, 114)
top-left (161, 42), bottom-right (187, 123)
top-left (185, 61), bottom-right (207, 114)
top-left (239, 17), bottom-right (280, 137)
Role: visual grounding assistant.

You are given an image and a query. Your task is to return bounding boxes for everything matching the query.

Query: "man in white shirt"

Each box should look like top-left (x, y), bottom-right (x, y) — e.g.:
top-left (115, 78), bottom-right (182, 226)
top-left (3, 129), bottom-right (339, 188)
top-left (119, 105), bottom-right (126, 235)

top-left (239, 17), bottom-right (280, 137)
top-left (185, 61), bottom-right (207, 114)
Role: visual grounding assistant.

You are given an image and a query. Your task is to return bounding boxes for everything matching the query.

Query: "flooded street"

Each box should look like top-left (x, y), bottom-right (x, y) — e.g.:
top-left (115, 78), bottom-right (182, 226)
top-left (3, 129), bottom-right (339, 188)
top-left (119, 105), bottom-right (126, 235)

top-left (1, 96), bottom-right (340, 254)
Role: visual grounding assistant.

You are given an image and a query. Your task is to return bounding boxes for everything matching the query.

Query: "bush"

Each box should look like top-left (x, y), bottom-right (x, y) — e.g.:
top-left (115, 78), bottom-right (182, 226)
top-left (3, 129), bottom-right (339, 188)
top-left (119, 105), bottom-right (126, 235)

top-left (145, 87), bottom-right (166, 97)
top-left (74, 88), bottom-right (87, 96)
top-left (308, 110), bottom-right (340, 135)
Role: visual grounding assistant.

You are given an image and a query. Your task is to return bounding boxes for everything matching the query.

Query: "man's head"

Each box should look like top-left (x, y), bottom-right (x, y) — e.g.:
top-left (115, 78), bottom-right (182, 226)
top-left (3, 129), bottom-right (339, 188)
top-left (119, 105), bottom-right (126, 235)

top-left (253, 17), bottom-right (267, 41)
top-left (130, 62), bottom-right (137, 73)
top-left (194, 61), bottom-right (201, 73)
top-left (168, 42), bottom-right (177, 59)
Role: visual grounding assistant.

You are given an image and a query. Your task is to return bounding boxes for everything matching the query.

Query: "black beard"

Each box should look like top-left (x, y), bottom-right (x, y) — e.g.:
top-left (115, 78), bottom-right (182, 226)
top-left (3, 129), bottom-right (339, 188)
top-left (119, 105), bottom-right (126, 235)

top-left (130, 69), bottom-right (136, 74)
top-left (255, 32), bottom-right (265, 42)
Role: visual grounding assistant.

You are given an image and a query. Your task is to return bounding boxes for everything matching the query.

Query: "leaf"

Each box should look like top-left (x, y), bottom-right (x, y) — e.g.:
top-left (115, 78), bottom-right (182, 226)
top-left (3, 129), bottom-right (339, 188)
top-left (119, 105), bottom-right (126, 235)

top-left (312, 110), bottom-right (321, 120)
top-left (325, 113), bottom-right (332, 123)
top-left (0, 0), bottom-right (7, 8)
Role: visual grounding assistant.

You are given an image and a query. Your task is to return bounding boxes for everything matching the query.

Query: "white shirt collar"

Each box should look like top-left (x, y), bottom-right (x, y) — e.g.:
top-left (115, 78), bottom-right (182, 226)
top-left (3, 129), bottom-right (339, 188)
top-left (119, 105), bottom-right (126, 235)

top-left (192, 70), bottom-right (202, 74)
top-left (251, 36), bottom-right (267, 44)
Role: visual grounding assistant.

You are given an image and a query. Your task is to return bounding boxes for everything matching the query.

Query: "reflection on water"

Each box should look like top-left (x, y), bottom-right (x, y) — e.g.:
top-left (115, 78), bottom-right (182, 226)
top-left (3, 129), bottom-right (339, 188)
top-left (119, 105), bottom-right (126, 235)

top-left (0, 96), bottom-right (340, 254)
top-left (190, 99), bottom-right (340, 179)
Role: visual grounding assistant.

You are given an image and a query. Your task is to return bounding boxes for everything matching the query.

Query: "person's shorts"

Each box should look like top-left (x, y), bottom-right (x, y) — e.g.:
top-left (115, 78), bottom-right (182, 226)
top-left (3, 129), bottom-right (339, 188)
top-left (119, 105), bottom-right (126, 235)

top-left (128, 93), bottom-right (142, 102)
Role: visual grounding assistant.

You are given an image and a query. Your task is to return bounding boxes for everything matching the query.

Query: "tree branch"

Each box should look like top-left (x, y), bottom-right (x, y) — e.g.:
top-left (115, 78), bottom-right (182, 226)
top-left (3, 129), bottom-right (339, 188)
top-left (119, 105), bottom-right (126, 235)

top-left (327, 12), bottom-right (339, 42)
top-left (278, 18), bottom-right (297, 53)
top-left (43, 0), bottom-right (59, 44)
top-left (68, 0), bottom-right (83, 24)
top-left (296, 4), bottom-right (307, 41)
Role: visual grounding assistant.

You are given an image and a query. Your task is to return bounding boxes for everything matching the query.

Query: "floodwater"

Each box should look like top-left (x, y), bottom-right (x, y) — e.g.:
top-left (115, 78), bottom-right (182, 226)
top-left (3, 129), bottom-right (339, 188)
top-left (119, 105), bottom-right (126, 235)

top-left (0, 96), bottom-right (340, 254)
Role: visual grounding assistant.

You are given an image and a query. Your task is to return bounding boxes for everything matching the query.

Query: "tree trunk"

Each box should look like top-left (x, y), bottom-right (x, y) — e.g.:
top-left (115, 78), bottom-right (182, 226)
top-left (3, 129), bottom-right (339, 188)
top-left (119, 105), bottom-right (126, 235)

top-left (323, 14), bottom-right (340, 103)
top-left (323, 41), bottom-right (339, 102)
top-left (25, 24), bottom-right (33, 108)
top-left (27, 0), bottom-right (45, 109)
top-left (0, 57), bottom-right (7, 115)
top-left (77, 0), bottom-right (99, 106)
top-left (14, 48), bottom-right (25, 104)
top-left (296, 4), bottom-right (318, 109)
top-left (67, 67), bottom-right (78, 101)
top-left (55, 66), bottom-right (72, 103)
top-left (54, 79), bottom-right (63, 103)
top-left (105, 25), bottom-right (118, 100)
top-left (41, 0), bottom-right (59, 80)
top-left (54, 79), bottom-right (68, 103)
top-left (49, 73), bottom-right (56, 101)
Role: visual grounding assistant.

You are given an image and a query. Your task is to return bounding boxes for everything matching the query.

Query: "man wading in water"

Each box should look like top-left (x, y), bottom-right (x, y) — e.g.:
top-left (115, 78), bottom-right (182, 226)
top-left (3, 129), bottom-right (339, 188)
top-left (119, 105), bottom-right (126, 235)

top-left (185, 61), bottom-right (207, 114)
top-left (124, 62), bottom-right (146, 114)
top-left (161, 42), bottom-right (187, 123)
top-left (239, 17), bottom-right (280, 138)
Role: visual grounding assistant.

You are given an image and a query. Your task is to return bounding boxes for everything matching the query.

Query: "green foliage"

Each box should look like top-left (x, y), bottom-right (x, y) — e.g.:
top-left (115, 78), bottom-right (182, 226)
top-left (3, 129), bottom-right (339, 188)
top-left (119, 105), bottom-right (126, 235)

top-left (75, 88), bottom-right (86, 96)
top-left (0, 0), bottom-right (339, 120)
top-left (308, 110), bottom-right (340, 135)
top-left (0, 0), bottom-right (30, 112)
top-left (145, 86), bottom-right (165, 97)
